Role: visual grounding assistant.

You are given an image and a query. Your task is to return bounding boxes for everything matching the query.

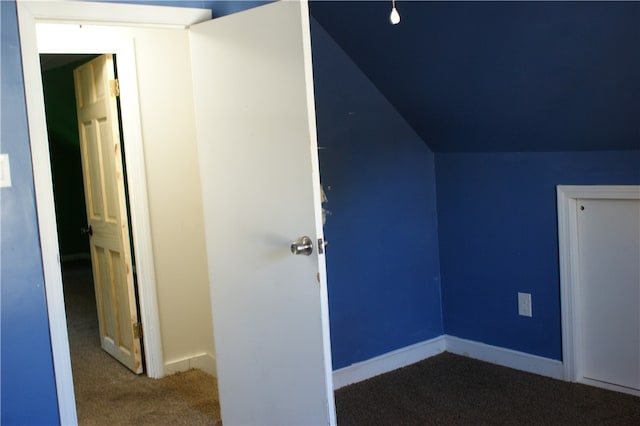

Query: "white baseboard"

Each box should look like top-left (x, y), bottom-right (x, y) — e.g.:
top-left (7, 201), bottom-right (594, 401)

top-left (332, 335), bottom-right (564, 389)
top-left (444, 335), bottom-right (564, 380)
top-left (332, 335), bottom-right (446, 389)
top-left (164, 352), bottom-right (217, 378)
top-left (578, 377), bottom-right (640, 397)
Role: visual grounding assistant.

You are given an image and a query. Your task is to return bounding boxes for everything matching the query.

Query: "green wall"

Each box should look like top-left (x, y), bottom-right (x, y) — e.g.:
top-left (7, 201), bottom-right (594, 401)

top-left (41, 57), bottom-right (94, 258)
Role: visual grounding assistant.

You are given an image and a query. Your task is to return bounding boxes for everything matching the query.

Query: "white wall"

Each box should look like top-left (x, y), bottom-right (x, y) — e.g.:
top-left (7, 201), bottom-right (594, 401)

top-left (125, 27), bottom-right (215, 375)
top-left (37, 22), bottom-right (216, 375)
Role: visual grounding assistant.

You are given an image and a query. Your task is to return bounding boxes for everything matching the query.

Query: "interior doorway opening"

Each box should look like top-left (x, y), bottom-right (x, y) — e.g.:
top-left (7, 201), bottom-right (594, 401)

top-left (18, 4), bottom-right (216, 422)
top-left (40, 52), bottom-right (222, 423)
top-left (41, 53), bottom-right (145, 373)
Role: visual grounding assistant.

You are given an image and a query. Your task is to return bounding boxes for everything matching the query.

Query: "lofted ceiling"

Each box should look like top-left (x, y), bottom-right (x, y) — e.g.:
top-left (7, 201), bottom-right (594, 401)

top-left (309, 1), bottom-right (640, 152)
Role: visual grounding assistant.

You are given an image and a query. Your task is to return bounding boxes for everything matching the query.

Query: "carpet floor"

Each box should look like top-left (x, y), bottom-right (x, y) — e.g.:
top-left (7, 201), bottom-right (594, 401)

top-left (62, 261), bottom-right (221, 426)
top-left (64, 261), bottom-right (639, 425)
top-left (335, 352), bottom-right (640, 426)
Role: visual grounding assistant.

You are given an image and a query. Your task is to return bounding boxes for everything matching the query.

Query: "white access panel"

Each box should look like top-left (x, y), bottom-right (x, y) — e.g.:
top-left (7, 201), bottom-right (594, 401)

top-left (576, 198), bottom-right (640, 391)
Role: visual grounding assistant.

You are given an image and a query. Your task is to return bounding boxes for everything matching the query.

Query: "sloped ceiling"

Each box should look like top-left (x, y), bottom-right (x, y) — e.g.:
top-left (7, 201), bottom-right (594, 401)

top-left (309, 1), bottom-right (640, 152)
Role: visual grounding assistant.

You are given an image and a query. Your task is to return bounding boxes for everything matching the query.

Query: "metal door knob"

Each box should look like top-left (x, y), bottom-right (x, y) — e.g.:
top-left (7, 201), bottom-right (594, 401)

top-left (291, 236), bottom-right (313, 256)
top-left (81, 225), bottom-right (93, 237)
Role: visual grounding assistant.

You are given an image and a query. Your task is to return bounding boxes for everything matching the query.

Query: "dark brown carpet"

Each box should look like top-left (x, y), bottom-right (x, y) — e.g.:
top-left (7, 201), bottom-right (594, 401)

top-left (336, 352), bottom-right (640, 426)
top-left (62, 260), bottom-right (221, 426)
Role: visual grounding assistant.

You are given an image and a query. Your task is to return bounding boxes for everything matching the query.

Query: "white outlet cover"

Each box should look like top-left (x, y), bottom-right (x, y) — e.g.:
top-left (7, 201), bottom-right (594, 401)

top-left (518, 292), bottom-right (532, 317)
top-left (0, 154), bottom-right (12, 188)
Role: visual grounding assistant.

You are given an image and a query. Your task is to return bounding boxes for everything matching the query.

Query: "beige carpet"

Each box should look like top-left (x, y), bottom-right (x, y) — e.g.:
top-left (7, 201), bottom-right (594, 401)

top-left (63, 261), bottom-right (221, 426)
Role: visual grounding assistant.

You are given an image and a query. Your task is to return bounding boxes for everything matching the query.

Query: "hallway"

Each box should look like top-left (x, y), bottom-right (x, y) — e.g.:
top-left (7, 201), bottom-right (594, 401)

top-left (62, 261), bottom-right (221, 425)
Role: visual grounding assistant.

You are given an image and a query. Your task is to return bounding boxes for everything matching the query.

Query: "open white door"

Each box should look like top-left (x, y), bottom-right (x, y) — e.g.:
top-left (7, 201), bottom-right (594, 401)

top-left (74, 54), bottom-right (143, 374)
top-left (190, 1), bottom-right (336, 424)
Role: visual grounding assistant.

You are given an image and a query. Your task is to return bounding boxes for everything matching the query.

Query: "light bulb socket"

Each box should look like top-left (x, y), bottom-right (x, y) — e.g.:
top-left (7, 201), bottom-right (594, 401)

top-left (390, 7), bottom-right (401, 25)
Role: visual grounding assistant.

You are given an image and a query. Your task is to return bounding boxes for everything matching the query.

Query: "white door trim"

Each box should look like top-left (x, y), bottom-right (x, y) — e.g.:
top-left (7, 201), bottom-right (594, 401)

top-left (557, 185), bottom-right (640, 388)
top-left (16, 2), bottom-right (211, 424)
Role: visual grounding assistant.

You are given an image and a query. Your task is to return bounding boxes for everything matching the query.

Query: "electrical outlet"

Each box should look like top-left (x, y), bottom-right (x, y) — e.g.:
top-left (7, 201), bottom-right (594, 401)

top-left (518, 292), bottom-right (532, 317)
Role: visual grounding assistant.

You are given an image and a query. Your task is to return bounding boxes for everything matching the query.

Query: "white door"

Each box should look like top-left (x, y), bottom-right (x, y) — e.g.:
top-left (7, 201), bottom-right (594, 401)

top-left (189, 1), bottom-right (335, 425)
top-left (576, 198), bottom-right (640, 392)
top-left (74, 55), bottom-right (143, 374)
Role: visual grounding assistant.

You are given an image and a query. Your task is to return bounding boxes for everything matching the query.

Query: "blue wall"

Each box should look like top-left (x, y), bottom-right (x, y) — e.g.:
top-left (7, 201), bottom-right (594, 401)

top-left (436, 151), bottom-right (640, 360)
top-left (311, 21), bottom-right (443, 369)
top-left (1, 1), bottom-right (60, 424)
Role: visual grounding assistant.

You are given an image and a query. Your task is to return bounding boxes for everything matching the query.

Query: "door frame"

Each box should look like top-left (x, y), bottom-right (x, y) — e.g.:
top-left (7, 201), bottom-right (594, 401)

top-left (557, 185), bottom-right (640, 392)
top-left (17, 2), bottom-right (211, 424)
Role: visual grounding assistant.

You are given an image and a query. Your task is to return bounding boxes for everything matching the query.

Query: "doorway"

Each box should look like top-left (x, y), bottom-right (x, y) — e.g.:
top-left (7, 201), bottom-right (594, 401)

top-left (19, 2), bottom-right (336, 425)
top-left (39, 49), bottom-right (222, 424)
top-left (41, 52), bottom-right (145, 372)
top-left (20, 4), bottom-right (219, 418)
top-left (557, 185), bottom-right (640, 397)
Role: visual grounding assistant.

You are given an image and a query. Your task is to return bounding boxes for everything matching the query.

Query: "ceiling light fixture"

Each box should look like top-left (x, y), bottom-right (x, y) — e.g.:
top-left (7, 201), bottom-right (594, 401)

top-left (390, 0), bottom-right (401, 25)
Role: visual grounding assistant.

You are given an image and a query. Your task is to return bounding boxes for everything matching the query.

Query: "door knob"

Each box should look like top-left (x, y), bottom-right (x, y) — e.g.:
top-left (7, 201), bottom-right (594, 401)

top-left (291, 236), bottom-right (313, 256)
top-left (81, 225), bottom-right (93, 237)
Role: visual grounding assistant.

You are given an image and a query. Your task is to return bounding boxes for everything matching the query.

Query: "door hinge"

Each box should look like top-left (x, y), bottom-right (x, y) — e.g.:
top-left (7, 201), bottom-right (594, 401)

top-left (109, 79), bottom-right (120, 97)
top-left (133, 322), bottom-right (143, 339)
